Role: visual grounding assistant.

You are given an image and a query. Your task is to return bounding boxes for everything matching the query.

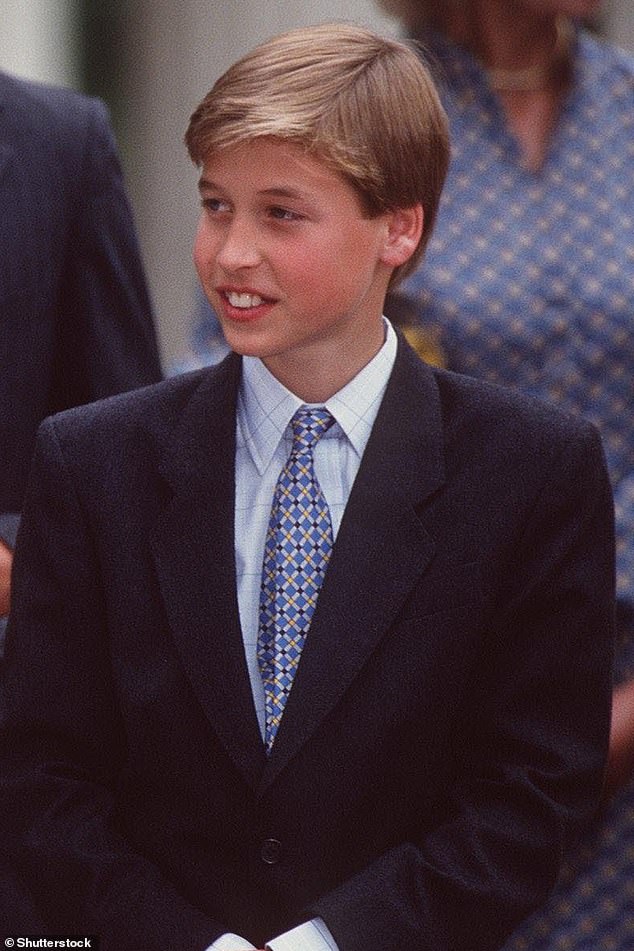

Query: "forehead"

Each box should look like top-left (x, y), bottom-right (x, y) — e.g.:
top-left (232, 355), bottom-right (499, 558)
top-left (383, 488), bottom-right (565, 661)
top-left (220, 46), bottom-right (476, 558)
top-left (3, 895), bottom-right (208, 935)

top-left (198, 137), bottom-right (357, 200)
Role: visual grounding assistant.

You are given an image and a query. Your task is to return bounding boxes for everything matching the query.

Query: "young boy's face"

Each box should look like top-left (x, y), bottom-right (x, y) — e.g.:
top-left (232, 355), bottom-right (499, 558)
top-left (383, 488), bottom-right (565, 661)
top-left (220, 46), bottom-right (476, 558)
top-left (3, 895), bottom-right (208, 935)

top-left (194, 137), bottom-right (410, 395)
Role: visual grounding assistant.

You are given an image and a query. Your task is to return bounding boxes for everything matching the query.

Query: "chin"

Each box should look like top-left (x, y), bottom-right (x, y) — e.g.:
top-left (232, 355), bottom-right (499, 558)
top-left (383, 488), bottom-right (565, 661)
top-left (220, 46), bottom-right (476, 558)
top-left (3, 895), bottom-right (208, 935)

top-left (220, 331), bottom-right (268, 360)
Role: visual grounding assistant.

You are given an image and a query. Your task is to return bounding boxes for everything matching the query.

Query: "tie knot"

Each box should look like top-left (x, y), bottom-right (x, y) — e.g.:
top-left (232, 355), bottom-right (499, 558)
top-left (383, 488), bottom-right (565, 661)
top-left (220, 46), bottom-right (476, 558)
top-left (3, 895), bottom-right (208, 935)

top-left (290, 407), bottom-right (334, 454)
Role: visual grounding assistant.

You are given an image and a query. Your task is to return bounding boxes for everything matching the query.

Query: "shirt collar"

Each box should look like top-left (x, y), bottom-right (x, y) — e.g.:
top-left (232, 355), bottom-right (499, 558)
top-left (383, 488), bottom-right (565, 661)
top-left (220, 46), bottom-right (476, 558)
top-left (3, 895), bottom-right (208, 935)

top-left (238, 318), bottom-right (398, 474)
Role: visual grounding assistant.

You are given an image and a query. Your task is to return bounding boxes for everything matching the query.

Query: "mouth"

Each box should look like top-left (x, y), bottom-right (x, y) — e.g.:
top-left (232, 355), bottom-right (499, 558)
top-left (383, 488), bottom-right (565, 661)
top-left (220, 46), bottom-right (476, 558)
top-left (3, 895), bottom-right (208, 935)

top-left (225, 290), bottom-right (265, 309)
top-left (217, 287), bottom-right (276, 322)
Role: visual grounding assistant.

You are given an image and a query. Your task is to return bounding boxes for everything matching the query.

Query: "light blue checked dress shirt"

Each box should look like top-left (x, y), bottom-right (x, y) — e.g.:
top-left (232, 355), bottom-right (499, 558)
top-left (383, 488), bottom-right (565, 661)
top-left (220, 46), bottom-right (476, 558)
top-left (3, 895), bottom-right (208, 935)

top-left (400, 25), bottom-right (634, 951)
top-left (209, 319), bottom-right (397, 951)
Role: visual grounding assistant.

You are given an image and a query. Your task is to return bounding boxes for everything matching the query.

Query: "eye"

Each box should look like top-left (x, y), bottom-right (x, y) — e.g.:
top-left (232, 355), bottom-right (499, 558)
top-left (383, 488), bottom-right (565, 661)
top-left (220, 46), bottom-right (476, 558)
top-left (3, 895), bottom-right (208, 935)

top-left (201, 196), bottom-right (230, 214)
top-left (268, 206), bottom-right (304, 222)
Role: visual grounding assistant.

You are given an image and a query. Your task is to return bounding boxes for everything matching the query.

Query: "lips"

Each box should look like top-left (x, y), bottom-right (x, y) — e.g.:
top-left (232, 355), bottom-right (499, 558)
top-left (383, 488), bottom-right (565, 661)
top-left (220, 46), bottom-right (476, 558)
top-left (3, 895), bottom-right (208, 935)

top-left (216, 286), bottom-right (276, 323)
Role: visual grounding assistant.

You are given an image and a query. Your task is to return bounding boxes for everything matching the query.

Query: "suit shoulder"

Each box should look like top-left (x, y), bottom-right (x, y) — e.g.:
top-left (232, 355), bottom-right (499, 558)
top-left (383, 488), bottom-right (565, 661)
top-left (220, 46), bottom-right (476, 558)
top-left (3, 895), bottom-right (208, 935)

top-left (47, 368), bottom-right (209, 437)
top-left (34, 358), bottom-right (240, 493)
top-left (433, 366), bottom-right (601, 456)
top-left (42, 358), bottom-right (240, 454)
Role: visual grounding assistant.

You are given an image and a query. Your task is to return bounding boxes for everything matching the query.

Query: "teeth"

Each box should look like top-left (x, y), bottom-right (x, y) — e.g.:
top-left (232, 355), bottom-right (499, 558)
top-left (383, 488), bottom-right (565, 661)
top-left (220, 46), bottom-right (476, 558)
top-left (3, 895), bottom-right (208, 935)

top-left (226, 291), bottom-right (264, 308)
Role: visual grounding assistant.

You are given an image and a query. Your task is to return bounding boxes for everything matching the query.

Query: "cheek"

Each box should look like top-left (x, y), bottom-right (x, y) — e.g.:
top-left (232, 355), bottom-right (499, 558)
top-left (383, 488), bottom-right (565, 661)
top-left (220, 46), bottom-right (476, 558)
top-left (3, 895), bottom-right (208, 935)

top-left (277, 242), bottom-right (332, 292)
top-left (192, 220), bottom-right (216, 277)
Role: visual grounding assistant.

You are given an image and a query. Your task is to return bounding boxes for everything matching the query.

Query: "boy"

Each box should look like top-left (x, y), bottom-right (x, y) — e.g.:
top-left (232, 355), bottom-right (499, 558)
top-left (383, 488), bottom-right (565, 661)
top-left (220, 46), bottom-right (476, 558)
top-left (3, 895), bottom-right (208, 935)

top-left (0, 23), bottom-right (615, 951)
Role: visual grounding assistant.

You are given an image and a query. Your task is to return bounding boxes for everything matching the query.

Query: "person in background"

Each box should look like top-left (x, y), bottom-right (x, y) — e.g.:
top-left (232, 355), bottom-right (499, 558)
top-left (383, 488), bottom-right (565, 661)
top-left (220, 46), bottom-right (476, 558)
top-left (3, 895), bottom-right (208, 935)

top-left (0, 69), bottom-right (163, 652)
top-left (171, 287), bottom-right (229, 374)
top-left (0, 23), bottom-right (616, 950)
top-left (376, 2), bottom-right (634, 948)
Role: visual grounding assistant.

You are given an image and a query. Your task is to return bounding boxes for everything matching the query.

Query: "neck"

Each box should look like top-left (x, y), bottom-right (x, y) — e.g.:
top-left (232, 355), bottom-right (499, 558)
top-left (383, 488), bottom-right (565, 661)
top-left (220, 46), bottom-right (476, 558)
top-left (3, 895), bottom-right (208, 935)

top-left (263, 325), bottom-right (386, 404)
top-left (442, 3), bottom-right (572, 91)
top-left (485, 17), bottom-right (573, 92)
top-left (264, 352), bottom-right (374, 404)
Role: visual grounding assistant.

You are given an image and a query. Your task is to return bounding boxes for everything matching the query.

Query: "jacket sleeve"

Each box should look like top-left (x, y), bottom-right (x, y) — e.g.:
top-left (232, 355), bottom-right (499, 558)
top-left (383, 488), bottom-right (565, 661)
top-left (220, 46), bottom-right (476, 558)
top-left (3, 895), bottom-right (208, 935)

top-left (0, 91), bottom-right (162, 537)
top-left (47, 95), bottom-right (162, 413)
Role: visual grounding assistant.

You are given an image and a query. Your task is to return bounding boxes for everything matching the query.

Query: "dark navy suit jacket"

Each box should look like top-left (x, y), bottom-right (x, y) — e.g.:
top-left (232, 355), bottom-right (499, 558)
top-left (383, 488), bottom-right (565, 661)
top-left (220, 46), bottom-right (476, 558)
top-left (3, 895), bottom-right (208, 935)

top-left (0, 70), bottom-right (162, 547)
top-left (0, 340), bottom-right (615, 951)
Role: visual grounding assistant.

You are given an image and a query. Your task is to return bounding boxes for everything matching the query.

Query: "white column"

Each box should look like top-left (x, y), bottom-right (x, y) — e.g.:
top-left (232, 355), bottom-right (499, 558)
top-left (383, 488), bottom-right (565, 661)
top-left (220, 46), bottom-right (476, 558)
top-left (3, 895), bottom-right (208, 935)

top-left (0, 0), bottom-right (77, 85)
top-left (605, 0), bottom-right (634, 51)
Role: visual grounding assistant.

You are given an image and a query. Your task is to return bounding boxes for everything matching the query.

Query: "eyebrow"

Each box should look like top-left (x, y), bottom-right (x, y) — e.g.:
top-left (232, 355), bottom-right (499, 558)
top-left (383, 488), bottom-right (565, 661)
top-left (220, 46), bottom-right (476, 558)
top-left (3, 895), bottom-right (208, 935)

top-left (258, 186), bottom-right (309, 201)
top-left (198, 177), bottom-right (219, 192)
top-left (198, 177), bottom-right (311, 202)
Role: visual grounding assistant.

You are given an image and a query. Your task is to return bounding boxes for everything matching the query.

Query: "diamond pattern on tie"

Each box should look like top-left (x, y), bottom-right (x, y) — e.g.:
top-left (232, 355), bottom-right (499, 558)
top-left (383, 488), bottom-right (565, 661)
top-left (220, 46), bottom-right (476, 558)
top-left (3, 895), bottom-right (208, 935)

top-left (257, 407), bottom-right (335, 753)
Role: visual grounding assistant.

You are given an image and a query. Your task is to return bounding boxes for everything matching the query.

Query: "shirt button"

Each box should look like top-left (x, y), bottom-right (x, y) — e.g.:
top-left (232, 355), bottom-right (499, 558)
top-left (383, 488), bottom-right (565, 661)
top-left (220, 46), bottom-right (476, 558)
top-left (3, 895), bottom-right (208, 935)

top-left (260, 838), bottom-right (282, 865)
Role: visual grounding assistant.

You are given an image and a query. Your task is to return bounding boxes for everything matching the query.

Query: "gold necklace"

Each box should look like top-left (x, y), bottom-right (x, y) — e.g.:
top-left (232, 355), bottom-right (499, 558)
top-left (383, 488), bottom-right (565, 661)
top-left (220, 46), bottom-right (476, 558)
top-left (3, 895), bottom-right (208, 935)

top-left (485, 16), bottom-right (573, 92)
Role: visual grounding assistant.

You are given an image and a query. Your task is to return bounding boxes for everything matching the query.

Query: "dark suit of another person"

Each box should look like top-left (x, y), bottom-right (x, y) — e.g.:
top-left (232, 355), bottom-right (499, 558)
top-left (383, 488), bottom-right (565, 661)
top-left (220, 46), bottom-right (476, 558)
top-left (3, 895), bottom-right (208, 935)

top-left (0, 69), bottom-right (162, 567)
top-left (0, 338), bottom-right (615, 950)
top-left (0, 68), bottom-right (162, 933)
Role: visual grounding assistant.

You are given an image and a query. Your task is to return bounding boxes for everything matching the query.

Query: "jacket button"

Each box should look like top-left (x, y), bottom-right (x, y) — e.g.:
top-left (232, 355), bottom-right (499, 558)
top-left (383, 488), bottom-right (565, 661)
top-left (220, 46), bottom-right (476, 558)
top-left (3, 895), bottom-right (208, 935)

top-left (260, 838), bottom-right (282, 865)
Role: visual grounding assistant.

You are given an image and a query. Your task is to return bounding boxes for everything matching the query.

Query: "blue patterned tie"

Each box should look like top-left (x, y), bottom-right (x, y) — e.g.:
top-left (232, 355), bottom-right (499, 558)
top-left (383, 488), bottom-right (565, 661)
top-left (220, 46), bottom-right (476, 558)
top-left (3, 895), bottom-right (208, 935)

top-left (257, 407), bottom-right (335, 753)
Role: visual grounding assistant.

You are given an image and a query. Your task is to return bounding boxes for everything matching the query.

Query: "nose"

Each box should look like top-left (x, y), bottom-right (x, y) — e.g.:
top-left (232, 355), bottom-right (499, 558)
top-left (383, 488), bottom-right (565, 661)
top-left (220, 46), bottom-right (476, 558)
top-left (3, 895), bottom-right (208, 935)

top-left (215, 216), bottom-right (262, 272)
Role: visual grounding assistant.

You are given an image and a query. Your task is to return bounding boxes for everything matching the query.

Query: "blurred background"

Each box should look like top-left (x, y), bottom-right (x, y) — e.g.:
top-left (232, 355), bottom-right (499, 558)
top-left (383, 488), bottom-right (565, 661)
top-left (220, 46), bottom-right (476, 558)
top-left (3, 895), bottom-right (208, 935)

top-left (1, 0), bottom-right (632, 370)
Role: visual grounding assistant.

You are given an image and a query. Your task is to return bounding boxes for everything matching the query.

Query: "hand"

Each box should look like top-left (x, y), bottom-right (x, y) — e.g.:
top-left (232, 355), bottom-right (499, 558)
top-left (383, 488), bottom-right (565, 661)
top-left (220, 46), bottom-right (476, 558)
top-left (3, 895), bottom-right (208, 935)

top-left (0, 538), bottom-right (12, 616)
top-left (603, 678), bottom-right (634, 799)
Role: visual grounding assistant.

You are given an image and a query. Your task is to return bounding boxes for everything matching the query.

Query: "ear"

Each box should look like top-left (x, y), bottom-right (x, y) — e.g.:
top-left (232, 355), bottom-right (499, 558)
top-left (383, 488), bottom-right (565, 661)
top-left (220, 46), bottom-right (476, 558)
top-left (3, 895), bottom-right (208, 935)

top-left (380, 204), bottom-right (424, 268)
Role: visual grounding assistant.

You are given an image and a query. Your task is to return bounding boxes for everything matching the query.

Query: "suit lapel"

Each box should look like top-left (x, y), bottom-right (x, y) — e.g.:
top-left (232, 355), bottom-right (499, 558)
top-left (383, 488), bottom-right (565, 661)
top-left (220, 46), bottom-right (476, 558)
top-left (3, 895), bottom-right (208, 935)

top-left (150, 355), bottom-right (267, 789)
top-left (260, 339), bottom-right (446, 788)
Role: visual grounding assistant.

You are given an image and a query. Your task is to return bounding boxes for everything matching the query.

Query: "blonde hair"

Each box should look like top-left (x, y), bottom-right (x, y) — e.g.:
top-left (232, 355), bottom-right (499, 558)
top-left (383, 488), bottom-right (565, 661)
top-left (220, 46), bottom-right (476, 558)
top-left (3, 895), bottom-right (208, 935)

top-left (185, 22), bottom-right (450, 285)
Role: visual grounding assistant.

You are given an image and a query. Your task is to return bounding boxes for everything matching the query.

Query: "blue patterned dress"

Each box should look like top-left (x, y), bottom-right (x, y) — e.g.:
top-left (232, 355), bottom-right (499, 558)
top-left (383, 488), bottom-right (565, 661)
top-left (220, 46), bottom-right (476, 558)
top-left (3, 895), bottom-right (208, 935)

top-left (400, 26), bottom-right (634, 950)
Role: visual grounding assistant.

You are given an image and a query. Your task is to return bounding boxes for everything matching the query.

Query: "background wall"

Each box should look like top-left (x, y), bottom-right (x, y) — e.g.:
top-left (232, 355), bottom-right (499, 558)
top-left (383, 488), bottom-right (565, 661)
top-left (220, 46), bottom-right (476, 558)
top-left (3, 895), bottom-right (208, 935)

top-left (607, 0), bottom-right (634, 48)
top-left (0, 0), bottom-right (77, 85)
top-left (0, 0), bottom-right (632, 370)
